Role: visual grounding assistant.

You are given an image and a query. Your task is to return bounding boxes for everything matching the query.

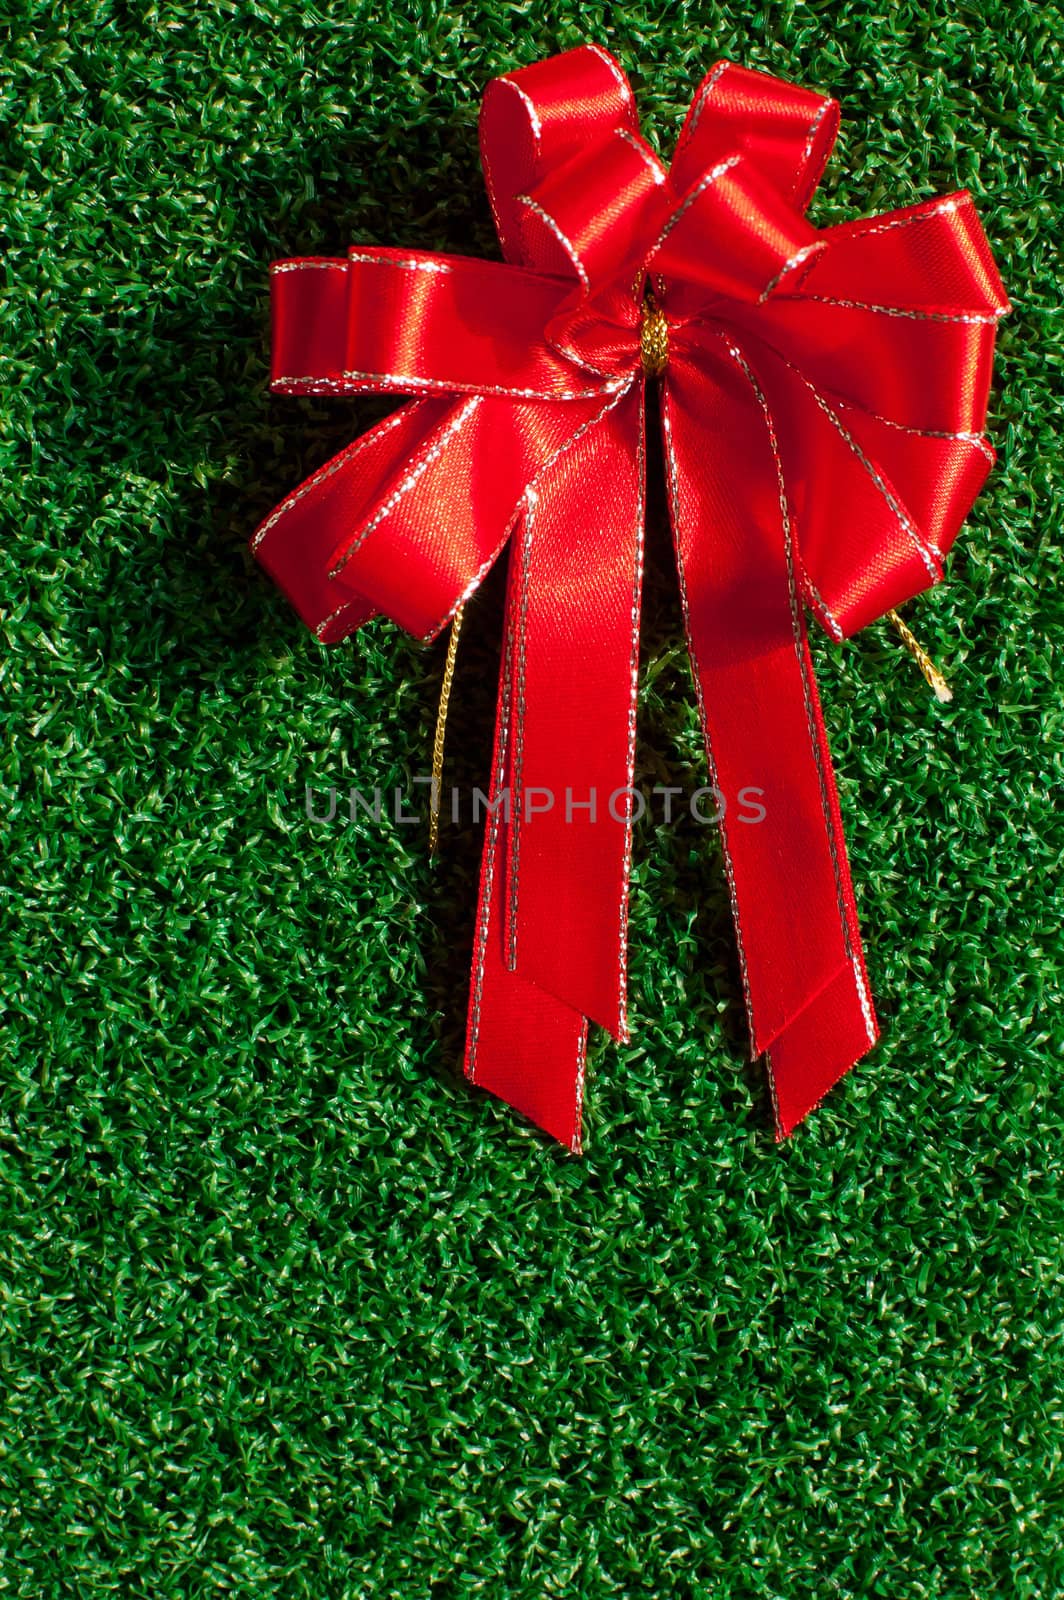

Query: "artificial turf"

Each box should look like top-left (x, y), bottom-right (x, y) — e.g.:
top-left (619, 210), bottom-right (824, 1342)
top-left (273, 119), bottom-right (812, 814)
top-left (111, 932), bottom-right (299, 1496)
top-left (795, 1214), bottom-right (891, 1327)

top-left (2, 1), bottom-right (1061, 1594)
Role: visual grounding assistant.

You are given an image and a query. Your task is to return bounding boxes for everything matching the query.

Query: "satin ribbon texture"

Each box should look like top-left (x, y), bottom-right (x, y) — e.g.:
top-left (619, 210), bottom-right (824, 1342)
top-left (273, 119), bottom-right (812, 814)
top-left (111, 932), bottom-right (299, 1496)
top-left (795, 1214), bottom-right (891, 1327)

top-left (251, 45), bottom-right (1008, 1150)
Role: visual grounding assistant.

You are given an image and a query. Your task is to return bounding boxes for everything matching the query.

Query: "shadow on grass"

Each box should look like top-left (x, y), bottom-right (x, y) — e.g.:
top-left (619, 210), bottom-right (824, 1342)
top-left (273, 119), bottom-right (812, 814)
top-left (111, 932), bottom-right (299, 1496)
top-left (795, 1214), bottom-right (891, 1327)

top-left (140, 108), bottom-right (775, 1143)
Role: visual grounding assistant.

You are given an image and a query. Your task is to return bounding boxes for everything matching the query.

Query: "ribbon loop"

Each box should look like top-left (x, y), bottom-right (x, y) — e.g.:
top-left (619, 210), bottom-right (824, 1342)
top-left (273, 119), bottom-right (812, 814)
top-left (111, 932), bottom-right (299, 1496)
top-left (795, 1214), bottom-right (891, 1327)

top-left (650, 155), bottom-right (822, 309)
top-left (722, 191), bottom-right (1010, 437)
top-left (803, 191), bottom-right (1010, 316)
top-left (326, 391), bottom-right (623, 639)
top-left (252, 398), bottom-right (446, 641)
top-left (271, 251), bottom-right (621, 402)
top-left (480, 45), bottom-right (640, 269)
top-left (671, 59), bottom-right (839, 208)
top-left (516, 128), bottom-right (669, 294)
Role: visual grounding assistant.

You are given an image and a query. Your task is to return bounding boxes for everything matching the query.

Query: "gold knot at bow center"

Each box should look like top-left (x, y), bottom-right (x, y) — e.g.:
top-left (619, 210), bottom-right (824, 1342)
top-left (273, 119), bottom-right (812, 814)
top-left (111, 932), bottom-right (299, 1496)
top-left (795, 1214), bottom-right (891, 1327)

top-left (640, 296), bottom-right (669, 377)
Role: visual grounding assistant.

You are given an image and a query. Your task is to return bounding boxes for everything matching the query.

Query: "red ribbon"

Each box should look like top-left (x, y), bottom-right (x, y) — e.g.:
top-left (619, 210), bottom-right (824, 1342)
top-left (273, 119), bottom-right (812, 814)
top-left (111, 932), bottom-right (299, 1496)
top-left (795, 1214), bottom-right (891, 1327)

top-left (252, 46), bottom-right (1008, 1149)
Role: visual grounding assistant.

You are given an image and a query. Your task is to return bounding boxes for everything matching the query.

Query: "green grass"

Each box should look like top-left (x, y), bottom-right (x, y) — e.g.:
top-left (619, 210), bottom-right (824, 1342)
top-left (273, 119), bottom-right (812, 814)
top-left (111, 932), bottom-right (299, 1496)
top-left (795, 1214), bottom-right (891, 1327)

top-left (1, 1), bottom-right (1061, 1594)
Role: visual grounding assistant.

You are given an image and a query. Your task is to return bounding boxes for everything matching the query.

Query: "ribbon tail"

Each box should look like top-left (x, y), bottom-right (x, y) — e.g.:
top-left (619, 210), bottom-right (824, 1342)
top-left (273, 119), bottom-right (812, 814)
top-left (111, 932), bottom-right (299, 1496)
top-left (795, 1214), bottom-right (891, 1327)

top-left (464, 590), bottom-right (590, 1150)
top-left (757, 621), bottom-right (880, 1136)
top-left (662, 350), bottom-right (878, 1138)
top-left (465, 380), bottom-right (645, 1149)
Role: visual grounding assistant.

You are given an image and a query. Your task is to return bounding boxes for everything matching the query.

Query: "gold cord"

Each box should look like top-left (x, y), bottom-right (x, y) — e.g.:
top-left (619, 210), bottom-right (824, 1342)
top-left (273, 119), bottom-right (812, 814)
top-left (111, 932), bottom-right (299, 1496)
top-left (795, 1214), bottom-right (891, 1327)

top-left (640, 289), bottom-right (669, 377)
top-left (428, 604), bottom-right (465, 855)
top-left (887, 608), bottom-right (953, 703)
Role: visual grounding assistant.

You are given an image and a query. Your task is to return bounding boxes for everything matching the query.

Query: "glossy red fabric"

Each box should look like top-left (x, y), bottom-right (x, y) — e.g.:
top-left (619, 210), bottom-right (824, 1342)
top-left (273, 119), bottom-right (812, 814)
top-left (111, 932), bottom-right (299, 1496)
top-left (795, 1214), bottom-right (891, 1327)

top-left (252, 45), bottom-right (1008, 1148)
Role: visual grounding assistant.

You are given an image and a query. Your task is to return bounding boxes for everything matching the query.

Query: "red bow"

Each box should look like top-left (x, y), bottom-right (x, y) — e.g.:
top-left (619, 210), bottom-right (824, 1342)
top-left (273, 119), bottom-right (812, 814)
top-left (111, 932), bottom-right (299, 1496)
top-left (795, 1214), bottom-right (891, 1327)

top-left (252, 46), bottom-right (1007, 1149)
